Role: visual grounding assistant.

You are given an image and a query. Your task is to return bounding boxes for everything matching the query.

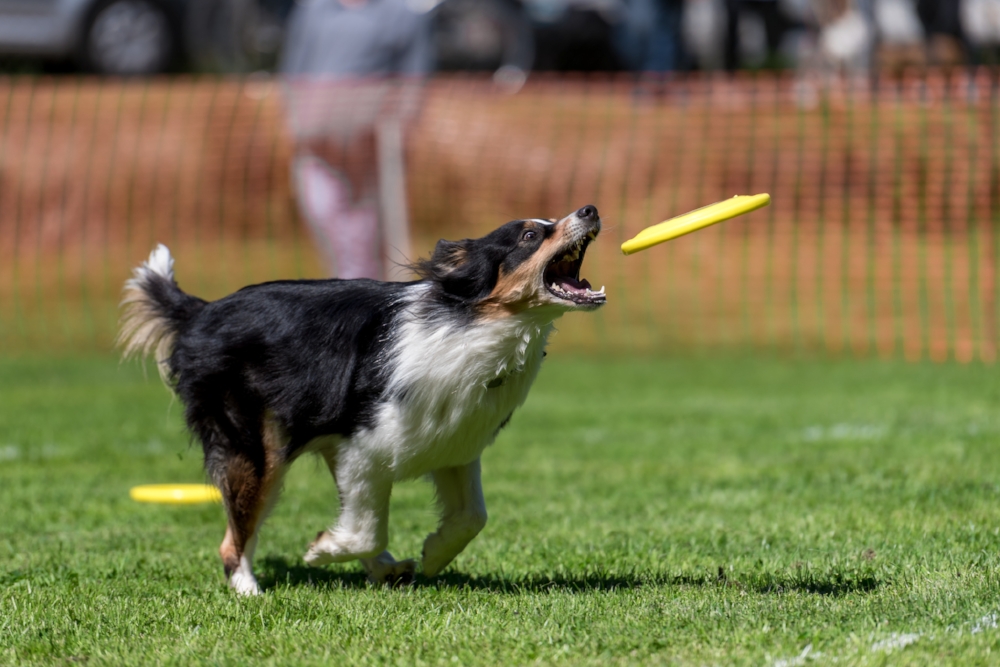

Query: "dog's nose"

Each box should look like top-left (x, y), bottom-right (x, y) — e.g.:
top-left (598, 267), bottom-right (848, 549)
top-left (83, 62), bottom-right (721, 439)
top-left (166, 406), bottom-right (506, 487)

top-left (576, 205), bottom-right (598, 221)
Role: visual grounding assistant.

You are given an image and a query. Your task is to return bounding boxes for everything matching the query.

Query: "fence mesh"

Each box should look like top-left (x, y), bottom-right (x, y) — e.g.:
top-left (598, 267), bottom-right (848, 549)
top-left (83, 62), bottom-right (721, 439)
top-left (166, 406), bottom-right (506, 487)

top-left (3, 72), bottom-right (1000, 360)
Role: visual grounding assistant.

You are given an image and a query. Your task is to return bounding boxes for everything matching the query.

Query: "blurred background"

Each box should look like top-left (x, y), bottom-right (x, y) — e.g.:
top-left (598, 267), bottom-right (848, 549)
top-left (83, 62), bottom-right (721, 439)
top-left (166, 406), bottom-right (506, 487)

top-left (0, 0), bottom-right (992, 76)
top-left (2, 0), bottom-right (1000, 361)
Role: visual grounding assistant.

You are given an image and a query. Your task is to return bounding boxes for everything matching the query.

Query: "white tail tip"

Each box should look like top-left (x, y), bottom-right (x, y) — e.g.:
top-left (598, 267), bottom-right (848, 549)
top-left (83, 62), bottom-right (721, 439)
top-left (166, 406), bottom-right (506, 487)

top-left (144, 244), bottom-right (174, 281)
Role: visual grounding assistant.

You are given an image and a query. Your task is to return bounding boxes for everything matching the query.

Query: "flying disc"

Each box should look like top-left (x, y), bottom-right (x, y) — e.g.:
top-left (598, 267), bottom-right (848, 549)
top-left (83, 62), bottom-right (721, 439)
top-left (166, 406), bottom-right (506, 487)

top-left (621, 193), bottom-right (771, 255)
top-left (129, 484), bottom-right (221, 504)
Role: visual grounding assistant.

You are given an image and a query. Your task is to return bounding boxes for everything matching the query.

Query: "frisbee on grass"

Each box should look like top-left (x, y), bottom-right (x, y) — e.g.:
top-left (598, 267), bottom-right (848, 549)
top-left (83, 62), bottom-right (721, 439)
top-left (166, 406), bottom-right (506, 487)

top-left (130, 484), bottom-right (221, 504)
top-left (621, 193), bottom-right (771, 255)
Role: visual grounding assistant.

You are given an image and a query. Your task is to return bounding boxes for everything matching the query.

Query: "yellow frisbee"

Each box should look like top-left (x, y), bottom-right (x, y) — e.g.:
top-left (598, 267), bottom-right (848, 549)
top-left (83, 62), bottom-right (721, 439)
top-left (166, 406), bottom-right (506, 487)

top-left (621, 193), bottom-right (771, 255)
top-left (129, 484), bottom-right (221, 505)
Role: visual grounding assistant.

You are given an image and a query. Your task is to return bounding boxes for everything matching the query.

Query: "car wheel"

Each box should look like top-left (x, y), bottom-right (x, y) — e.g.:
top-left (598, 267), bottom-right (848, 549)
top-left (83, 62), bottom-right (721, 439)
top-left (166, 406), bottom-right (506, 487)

top-left (82, 0), bottom-right (175, 75)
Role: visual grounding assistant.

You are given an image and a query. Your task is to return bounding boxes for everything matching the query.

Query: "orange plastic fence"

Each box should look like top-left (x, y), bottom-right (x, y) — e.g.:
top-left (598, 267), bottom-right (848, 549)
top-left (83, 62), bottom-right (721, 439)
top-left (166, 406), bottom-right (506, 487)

top-left (2, 72), bottom-right (999, 360)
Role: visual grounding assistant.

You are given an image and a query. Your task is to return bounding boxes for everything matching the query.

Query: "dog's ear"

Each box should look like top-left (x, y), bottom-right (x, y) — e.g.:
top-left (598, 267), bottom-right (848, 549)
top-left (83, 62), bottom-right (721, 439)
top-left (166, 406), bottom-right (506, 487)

top-left (429, 240), bottom-right (470, 275)
top-left (417, 238), bottom-right (498, 302)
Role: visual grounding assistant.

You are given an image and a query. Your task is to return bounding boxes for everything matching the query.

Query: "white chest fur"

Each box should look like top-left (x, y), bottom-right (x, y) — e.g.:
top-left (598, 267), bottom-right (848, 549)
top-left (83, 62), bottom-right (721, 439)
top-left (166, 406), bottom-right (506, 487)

top-left (360, 298), bottom-right (557, 479)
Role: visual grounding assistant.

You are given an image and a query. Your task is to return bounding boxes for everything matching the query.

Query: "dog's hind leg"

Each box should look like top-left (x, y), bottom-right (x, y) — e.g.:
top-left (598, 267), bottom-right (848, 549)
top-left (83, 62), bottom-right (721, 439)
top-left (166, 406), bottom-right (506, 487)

top-left (211, 415), bottom-right (288, 596)
top-left (422, 458), bottom-right (488, 577)
top-left (218, 462), bottom-right (287, 596)
top-left (304, 447), bottom-right (396, 570)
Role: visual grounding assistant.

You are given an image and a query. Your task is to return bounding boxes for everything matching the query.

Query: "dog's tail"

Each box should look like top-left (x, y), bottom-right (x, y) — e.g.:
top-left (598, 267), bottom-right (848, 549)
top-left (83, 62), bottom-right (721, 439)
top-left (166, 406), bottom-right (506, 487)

top-left (117, 244), bottom-right (206, 385)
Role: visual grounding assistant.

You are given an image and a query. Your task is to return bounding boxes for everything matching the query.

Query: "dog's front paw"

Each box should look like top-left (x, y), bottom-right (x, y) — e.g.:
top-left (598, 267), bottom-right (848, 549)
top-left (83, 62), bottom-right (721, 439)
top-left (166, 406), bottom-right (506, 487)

top-left (421, 512), bottom-right (487, 577)
top-left (305, 529), bottom-right (387, 566)
top-left (422, 534), bottom-right (458, 578)
top-left (362, 551), bottom-right (416, 586)
top-left (304, 530), bottom-right (338, 566)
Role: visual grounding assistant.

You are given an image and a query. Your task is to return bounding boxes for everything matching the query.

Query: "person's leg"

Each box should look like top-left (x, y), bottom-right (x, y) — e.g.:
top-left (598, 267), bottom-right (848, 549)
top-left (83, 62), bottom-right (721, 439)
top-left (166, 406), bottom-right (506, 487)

top-left (758, 0), bottom-right (790, 58)
top-left (613, 0), bottom-right (652, 70)
top-left (645, 0), bottom-right (685, 71)
top-left (375, 118), bottom-right (414, 280)
top-left (291, 135), bottom-right (383, 280)
top-left (724, 0), bottom-right (742, 71)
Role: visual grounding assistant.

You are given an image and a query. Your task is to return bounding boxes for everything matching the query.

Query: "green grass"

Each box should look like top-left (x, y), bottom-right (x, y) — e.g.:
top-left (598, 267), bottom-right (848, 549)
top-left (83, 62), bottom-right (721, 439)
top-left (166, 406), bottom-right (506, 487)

top-left (3, 354), bottom-right (1000, 665)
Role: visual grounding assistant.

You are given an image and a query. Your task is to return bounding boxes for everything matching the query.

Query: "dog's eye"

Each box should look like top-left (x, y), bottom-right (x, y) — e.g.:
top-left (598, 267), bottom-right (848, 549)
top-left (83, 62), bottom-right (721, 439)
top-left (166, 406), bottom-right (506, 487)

top-left (522, 230), bottom-right (538, 241)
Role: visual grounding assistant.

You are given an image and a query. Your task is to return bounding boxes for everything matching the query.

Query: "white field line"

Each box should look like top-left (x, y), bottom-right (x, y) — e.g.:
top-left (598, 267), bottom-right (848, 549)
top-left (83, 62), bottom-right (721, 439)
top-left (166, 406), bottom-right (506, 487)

top-left (801, 424), bottom-right (887, 442)
top-left (971, 613), bottom-right (998, 634)
top-left (771, 610), bottom-right (1000, 666)
top-left (772, 644), bottom-right (815, 667)
top-left (870, 633), bottom-right (920, 653)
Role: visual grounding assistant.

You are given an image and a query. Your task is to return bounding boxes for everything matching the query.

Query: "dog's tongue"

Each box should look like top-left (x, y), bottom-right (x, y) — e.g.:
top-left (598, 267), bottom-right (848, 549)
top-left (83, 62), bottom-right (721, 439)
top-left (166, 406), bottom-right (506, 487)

top-left (555, 276), bottom-right (592, 294)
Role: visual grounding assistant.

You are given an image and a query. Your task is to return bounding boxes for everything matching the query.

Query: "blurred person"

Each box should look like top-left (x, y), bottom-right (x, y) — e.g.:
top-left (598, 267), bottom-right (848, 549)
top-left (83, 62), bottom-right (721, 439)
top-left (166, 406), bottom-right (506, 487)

top-left (961, 0), bottom-right (1000, 58)
top-left (870, 0), bottom-right (969, 71)
top-left (616, 0), bottom-right (687, 71)
top-left (813, 0), bottom-right (876, 73)
top-left (682, 0), bottom-right (728, 70)
top-left (915, 0), bottom-right (973, 65)
top-left (723, 0), bottom-right (796, 70)
top-left (280, 0), bottom-right (431, 280)
top-left (873, 0), bottom-right (924, 71)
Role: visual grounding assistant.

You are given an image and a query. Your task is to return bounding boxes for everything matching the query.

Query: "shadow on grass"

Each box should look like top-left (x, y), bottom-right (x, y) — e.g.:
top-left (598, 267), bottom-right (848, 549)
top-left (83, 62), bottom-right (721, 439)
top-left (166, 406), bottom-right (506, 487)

top-left (673, 570), bottom-right (881, 596)
top-left (257, 556), bottom-right (882, 597)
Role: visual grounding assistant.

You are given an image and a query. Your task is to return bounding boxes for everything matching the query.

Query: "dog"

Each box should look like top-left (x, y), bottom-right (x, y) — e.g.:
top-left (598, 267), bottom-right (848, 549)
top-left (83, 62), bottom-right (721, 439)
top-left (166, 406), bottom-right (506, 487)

top-left (117, 205), bottom-right (605, 595)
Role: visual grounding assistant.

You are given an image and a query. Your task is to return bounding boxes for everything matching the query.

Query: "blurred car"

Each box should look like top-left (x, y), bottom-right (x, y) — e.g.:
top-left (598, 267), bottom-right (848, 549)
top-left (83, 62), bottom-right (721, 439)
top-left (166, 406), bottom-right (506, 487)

top-left (526, 0), bottom-right (623, 70)
top-left (431, 0), bottom-right (625, 73)
top-left (0, 0), bottom-right (186, 74)
top-left (0, 0), bottom-right (282, 74)
top-left (0, 0), bottom-right (626, 76)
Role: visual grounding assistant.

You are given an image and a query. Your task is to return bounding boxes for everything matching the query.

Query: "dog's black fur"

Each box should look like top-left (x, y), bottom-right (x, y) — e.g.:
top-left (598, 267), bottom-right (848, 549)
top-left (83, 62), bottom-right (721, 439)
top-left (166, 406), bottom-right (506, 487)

top-left (172, 280), bottom-right (411, 457)
top-left (118, 206), bottom-right (604, 593)
top-left (152, 218), bottom-right (558, 459)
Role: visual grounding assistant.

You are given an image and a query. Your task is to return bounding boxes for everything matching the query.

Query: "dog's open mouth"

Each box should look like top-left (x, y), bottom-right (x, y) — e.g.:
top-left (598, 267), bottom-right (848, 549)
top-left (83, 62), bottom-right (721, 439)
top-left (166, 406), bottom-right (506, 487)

top-left (543, 229), bottom-right (606, 306)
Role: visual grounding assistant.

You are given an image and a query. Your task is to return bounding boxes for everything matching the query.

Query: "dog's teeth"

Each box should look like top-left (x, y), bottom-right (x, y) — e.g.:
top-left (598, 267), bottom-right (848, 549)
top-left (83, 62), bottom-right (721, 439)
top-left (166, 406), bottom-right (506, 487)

top-left (598, 285), bottom-right (605, 294)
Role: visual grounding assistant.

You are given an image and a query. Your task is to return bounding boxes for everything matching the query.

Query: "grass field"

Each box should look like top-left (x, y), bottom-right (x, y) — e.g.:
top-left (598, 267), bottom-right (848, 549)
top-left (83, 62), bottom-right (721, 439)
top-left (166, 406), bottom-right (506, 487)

top-left (3, 354), bottom-right (1000, 665)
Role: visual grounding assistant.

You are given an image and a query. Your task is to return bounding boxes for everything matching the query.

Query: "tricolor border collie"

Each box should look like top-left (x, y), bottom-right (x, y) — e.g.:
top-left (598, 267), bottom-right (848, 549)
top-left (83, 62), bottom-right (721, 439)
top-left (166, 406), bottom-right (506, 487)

top-left (118, 205), bottom-right (605, 595)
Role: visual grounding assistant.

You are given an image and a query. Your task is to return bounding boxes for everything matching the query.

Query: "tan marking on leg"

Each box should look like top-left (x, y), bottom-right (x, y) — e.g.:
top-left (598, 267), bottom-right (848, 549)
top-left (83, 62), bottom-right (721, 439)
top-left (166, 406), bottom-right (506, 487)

top-left (217, 415), bottom-right (289, 593)
top-left (220, 524), bottom-right (239, 577)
